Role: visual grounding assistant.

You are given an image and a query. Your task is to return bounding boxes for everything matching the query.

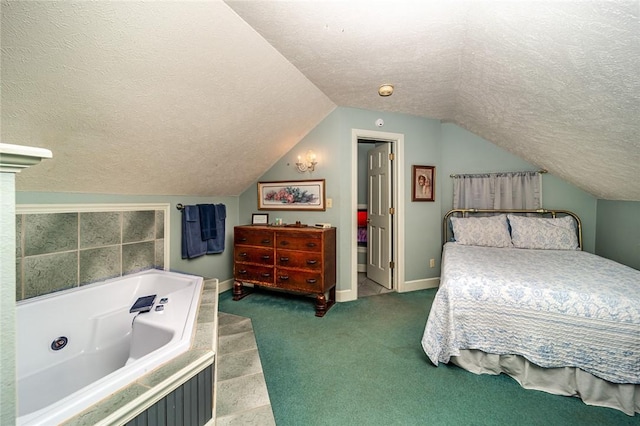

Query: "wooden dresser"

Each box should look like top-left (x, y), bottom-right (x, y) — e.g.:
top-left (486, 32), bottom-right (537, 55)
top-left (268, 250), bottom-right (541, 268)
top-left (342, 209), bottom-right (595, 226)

top-left (233, 225), bottom-right (337, 317)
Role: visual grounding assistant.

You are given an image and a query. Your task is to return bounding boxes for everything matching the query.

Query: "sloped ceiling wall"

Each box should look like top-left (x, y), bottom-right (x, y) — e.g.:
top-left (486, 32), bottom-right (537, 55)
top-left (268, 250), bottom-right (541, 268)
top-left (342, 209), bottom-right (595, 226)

top-left (2, 1), bottom-right (639, 200)
top-left (451, 2), bottom-right (640, 201)
top-left (226, 0), bottom-right (640, 201)
top-left (1, 1), bottom-right (335, 196)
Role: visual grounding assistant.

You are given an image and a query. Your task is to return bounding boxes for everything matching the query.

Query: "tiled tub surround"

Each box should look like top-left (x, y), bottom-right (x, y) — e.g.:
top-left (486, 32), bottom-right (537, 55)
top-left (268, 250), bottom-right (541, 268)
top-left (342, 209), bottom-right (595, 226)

top-left (61, 277), bottom-right (219, 426)
top-left (15, 205), bottom-right (168, 301)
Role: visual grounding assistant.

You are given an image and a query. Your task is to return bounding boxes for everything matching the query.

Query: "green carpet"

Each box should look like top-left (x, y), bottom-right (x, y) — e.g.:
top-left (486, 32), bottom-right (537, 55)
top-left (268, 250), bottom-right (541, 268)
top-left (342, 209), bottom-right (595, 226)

top-left (218, 288), bottom-right (639, 426)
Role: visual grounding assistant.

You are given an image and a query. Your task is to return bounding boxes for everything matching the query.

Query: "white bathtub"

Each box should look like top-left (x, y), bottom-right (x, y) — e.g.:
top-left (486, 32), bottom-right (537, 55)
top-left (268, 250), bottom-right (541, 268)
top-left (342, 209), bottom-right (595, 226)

top-left (16, 269), bottom-right (204, 426)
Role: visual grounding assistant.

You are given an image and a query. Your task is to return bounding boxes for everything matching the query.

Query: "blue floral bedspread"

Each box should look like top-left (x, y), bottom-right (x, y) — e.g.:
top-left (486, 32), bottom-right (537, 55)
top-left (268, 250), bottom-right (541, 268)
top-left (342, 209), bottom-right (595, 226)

top-left (421, 243), bottom-right (640, 384)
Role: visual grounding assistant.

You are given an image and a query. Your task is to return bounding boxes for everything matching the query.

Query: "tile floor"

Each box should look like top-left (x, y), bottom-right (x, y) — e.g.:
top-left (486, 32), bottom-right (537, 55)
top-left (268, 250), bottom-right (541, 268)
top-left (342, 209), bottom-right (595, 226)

top-left (216, 312), bottom-right (276, 425)
top-left (357, 272), bottom-right (394, 297)
top-left (215, 278), bottom-right (391, 424)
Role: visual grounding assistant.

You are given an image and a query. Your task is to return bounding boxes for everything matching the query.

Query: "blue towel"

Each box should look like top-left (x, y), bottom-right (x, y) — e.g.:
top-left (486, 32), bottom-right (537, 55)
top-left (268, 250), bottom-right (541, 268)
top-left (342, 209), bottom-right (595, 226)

top-left (198, 204), bottom-right (217, 240)
top-left (181, 205), bottom-right (207, 259)
top-left (206, 203), bottom-right (226, 254)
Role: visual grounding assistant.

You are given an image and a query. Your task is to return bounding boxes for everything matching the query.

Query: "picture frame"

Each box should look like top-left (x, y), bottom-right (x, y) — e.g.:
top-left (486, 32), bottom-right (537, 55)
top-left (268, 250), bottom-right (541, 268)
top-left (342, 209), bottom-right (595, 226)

top-left (252, 213), bottom-right (269, 225)
top-left (258, 179), bottom-right (326, 211)
top-left (412, 165), bottom-right (435, 202)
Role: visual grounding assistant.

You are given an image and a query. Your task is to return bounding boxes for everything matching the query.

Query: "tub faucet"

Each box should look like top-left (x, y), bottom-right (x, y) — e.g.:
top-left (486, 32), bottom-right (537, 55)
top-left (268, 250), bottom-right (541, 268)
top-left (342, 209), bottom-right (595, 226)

top-left (129, 295), bottom-right (156, 314)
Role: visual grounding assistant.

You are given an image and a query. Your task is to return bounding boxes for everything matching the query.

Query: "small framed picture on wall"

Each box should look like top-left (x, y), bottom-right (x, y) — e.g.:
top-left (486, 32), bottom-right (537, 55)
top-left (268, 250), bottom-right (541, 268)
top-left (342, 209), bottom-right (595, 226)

top-left (412, 165), bottom-right (435, 202)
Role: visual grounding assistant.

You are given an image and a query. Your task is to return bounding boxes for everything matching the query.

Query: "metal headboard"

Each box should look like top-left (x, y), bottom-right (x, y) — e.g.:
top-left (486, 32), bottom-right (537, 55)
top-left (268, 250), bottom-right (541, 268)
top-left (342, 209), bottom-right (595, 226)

top-left (443, 209), bottom-right (583, 250)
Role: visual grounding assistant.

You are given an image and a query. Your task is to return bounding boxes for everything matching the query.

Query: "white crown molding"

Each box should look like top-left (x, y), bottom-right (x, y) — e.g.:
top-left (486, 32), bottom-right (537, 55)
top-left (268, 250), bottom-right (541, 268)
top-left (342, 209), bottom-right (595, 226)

top-left (0, 143), bottom-right (52, 173)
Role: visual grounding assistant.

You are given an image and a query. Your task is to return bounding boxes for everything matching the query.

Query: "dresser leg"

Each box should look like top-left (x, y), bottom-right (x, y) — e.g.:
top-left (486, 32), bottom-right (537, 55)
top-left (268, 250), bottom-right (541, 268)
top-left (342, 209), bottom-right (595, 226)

top-left (233, 281), bottom-right (252, 301)
top-left (314, 286), bottom-right (336, 317)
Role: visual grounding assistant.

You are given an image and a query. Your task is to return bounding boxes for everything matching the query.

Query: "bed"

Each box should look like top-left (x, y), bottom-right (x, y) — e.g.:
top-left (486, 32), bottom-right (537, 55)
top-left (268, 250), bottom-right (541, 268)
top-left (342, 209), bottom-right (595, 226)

top-left (421, 209), bottom-right (640, 415)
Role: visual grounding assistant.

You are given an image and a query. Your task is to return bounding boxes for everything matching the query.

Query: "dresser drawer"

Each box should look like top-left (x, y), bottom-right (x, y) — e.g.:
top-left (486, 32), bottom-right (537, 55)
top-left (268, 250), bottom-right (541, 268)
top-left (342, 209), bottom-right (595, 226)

top-left (275, 269), bottom-right (323, 292)
top-left (234, 264), bottom-right (274, 284)
top-left (276, 231), bottom-right (322, 252)
top-left (234, 228), bottom-right (274, 247)
top-left (234, 246), bottom-right (274, 265)
top-left (276, 249), bottom-right (323, 271)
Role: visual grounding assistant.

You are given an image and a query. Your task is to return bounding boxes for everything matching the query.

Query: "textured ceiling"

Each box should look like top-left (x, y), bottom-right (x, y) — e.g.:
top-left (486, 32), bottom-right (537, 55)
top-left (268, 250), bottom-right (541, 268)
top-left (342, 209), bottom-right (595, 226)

top-left (226, 0), bottom-right (640, 201)
top-left (1, 1), bottom-right (335, 196)
top-left (2, 1), bottom-right (639, 200)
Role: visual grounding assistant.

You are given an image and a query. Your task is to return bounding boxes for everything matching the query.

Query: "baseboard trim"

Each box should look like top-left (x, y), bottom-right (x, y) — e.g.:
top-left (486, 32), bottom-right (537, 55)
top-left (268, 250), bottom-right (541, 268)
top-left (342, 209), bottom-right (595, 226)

top-left (218, 277), bottom-right (439, 300)
top-left (399, 277), bottom-right (440, 293)
top-left (336, 287), bottom-right (357, 302)
top-left (218, 278), bottom-right (234, 294)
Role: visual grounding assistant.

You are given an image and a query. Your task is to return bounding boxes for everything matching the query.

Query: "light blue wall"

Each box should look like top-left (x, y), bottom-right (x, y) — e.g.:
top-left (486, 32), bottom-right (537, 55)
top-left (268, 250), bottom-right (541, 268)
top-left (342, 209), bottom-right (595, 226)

top-left (596, 200), bottom-right (640, 270)
top-left (441, 124), bottom-right (598, 252)
top-left (240, 107), bottom-right (444, 288)
top-left (440, 124), bottom-right (538, 216)
top-left (15, 192), bottom-right (239, 280)
top-left (342, 108), bottom-right (443, 283)
top-left (241, 109), bottom-right (601, 292)
top-left (14, 110), bottom-right (608, 296)
top-left (541, 174), bottom-right (597, 253)
top-left (238, 111), bottom-right (342, 227)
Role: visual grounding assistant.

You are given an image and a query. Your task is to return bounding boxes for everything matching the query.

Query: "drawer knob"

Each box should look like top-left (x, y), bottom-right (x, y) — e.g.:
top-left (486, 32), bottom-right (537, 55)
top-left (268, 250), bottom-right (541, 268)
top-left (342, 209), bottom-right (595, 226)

top-left (306, 259), bottom-right (317, 265)
top-left (280, 257), bottom-right (289, 262)
top-left (238, 269), bottom-right (247, 275)
top-left (261, 239), bottom-right (271, 244)
top-left (261, 255), bottom-right (271, 260)
top-left (306, 242), bottom-right (317, 248)
top-left (261, 273), bottom-right (271, 278)
top-left (239, 237), bottom-right (247, 242)
top-left (306, 278), bottom-right (317, 284)
top-left (280, 241), bottom-right (289, 246)
top-left (239, 252), bottom-right (248, 257)
top-left (279, 275), bottom-right (289, 281)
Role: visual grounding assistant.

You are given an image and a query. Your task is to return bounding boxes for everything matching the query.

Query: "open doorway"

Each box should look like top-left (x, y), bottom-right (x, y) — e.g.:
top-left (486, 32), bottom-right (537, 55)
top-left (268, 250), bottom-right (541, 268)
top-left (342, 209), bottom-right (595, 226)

top-left (357, 139), bottom-right (394, 297)
top-left (350, 129), bottom-right (405, 300)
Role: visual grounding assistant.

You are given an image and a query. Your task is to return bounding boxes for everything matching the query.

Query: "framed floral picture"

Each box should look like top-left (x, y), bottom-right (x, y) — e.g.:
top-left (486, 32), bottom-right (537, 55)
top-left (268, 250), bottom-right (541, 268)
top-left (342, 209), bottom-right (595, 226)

top-left (412, 165), bottom-right (435, 202)
top-left (258, 179), bottom-right (326, 211)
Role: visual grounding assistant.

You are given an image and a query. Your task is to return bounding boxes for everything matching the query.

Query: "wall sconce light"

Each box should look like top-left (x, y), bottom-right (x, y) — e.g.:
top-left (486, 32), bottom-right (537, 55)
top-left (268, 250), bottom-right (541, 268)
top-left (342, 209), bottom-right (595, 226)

top-left (295, 150), bottom-right (317, 173)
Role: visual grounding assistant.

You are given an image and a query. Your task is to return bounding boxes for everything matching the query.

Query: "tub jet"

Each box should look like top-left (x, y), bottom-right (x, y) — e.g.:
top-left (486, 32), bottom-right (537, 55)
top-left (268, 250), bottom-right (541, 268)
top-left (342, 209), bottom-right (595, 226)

top-left (51, 337), bottom-right (68, 351)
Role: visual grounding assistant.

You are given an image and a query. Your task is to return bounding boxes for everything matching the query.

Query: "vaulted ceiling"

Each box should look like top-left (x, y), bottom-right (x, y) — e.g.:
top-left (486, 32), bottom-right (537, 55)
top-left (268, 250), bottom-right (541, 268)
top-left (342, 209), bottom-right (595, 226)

top-left (2, 1), bottom-right (638, 200)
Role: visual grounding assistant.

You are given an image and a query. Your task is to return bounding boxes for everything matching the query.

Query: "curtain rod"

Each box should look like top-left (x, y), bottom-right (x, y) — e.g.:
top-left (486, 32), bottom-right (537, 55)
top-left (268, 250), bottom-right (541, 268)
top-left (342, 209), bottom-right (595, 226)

top-left (449, 170), bottom-right (547, 178)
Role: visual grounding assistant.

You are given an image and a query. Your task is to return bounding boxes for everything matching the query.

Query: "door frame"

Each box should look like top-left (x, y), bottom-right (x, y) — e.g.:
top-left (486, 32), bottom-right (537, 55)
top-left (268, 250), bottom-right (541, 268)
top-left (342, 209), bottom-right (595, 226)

top-left (350, 128), bottom-right (405, 299)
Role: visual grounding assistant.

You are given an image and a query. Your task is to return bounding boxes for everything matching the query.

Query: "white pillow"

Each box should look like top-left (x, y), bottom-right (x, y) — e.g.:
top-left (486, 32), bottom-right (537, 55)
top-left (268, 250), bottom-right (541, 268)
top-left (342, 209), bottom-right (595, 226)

top-left (450, 214), bottom-right (513, 248)
top-left (507, 214), bottom-right (579, 250)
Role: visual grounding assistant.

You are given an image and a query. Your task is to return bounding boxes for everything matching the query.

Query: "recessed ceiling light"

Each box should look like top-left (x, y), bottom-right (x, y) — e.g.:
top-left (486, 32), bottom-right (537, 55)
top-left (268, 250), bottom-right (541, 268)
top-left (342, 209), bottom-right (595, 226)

top-left (378, 84), bottom-right (394, 97)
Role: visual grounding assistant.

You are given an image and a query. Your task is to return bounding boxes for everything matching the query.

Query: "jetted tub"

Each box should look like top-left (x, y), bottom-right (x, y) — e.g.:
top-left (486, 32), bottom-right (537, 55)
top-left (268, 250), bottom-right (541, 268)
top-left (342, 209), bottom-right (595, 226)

top-left (16, 269), bottom-right (204, 426)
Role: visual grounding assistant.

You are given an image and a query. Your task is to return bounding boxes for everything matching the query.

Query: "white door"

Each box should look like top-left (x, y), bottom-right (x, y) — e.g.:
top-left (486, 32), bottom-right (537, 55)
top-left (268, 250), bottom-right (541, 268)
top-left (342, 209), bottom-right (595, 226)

top-left (367, 143), bottom-right (393, 289)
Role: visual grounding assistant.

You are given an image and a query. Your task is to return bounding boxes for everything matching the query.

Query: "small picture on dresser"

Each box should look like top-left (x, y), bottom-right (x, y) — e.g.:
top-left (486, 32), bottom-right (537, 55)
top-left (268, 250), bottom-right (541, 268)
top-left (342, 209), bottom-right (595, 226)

top-left (258, 179), bottom-right (326, 211)
top-left (252, 213), bottom-right (269, 225)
